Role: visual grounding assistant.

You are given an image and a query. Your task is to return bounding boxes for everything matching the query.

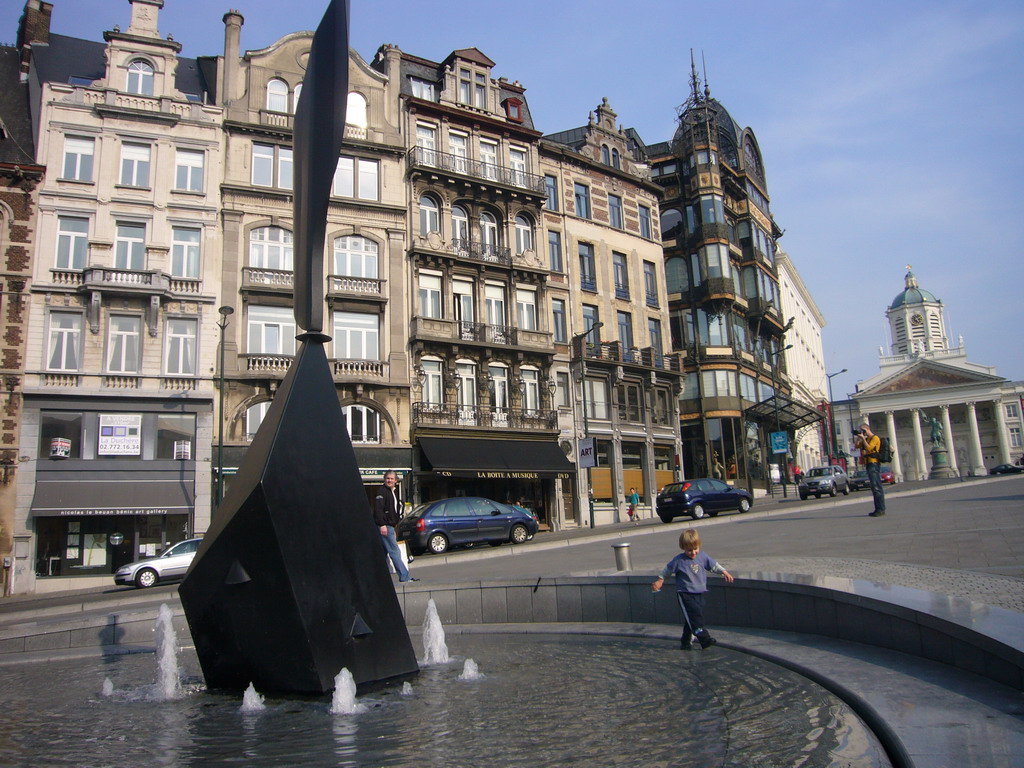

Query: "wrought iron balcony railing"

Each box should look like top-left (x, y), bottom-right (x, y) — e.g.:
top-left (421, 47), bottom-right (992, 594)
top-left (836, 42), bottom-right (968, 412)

top-left (450, 238), bottom-right (512, 266)
top-left (413, 402), bottom-right (557, 430)
top-left (408, 147), bottom-right (547, 194)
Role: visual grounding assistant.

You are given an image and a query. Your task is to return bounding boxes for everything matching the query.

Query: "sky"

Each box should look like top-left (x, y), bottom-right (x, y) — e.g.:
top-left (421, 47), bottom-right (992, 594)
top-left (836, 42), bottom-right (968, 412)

top-left (3, 0), bottom-right (1023, 397)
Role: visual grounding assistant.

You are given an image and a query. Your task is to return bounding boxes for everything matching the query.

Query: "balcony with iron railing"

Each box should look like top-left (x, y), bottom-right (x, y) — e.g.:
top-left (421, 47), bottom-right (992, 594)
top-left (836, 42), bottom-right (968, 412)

top-left (614, 282), bottom-right (630, 300)
top-left (645, 291), bottom-right (659, 308)
top-left (450, 238), bottom-right (512, 266)
top-left (574, 339), bottom-right (685, 374)
top-left (411, 316), bottom-right (552, 352)
top-left (413, 402), bottom-right (557, 431)
top-left (407, 147), bottom-right (547, 194)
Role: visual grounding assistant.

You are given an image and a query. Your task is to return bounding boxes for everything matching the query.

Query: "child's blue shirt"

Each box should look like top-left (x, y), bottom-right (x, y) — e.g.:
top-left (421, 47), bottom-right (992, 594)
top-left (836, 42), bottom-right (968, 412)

top-left (660, 551), bottom-right (724, 594)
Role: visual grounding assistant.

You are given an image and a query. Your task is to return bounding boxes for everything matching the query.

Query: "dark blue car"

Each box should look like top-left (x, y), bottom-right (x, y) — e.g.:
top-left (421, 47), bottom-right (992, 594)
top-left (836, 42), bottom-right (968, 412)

top-left (656, 478), bottom-right (753, 522)
top-left (396, 496), bottom-right (539, 555)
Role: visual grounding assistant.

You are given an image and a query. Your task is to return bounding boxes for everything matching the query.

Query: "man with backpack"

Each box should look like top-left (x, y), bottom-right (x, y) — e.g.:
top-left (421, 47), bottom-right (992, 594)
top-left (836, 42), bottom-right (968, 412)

top-left (854, 423), bottom-right (887, 517)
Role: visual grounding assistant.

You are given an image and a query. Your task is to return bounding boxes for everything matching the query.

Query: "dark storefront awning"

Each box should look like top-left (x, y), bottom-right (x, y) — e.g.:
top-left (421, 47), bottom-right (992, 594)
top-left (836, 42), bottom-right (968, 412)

top-left (419, 437), bottom-right (575, 479)
top-left (31, 473), bottom-right (195, 517)
top-left (745, 395), bottom-right (824, 431)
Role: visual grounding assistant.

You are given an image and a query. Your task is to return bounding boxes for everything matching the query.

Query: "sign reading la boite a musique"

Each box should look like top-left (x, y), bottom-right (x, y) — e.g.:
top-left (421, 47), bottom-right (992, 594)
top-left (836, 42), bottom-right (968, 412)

top-left (98, 414), bottom-right (142, 456)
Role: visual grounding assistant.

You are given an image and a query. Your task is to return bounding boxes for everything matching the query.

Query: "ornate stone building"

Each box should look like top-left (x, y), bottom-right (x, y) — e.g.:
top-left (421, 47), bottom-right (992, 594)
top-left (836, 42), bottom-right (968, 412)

top-left (851, 270), bottom-right (1023, 479)
top-left (14, 0), bottom-right (221, 593)
top-left (542, 99), bottom-right (684, 526)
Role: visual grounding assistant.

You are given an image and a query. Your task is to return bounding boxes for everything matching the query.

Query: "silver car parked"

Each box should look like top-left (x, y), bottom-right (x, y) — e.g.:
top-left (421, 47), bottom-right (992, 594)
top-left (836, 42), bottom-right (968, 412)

top-left (114, 538), bottom-right (201, 588)
top-left (798, 466), bottom-right (850, 500)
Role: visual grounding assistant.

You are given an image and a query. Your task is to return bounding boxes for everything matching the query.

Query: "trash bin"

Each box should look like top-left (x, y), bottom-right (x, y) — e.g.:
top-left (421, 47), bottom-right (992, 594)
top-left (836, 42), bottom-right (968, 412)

top-left (612, 542), bottom-right (632, 571)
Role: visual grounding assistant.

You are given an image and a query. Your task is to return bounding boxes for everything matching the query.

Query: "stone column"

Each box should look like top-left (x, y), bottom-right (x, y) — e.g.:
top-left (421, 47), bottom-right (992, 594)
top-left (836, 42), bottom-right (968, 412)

top-left (885, 411), bottom-right (903, 481)
top-left (965, 402), bottom-right (986, 475)
top-left (910, 408), bottom-right (927, 480)
top-left (940, 404), bottom-right (959, 475)
top-left (993, 399), bottom-right (1011, 465)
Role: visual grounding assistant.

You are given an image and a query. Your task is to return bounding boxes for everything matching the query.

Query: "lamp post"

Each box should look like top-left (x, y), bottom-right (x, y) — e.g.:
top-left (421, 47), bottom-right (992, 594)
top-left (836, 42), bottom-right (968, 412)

top-left (215, 306), bottom-right (234, 511)
top-left (572, 320), bottom-right (603, 528)
top-left (825, 368), bottom-right (847, 464)
top-left (770, 342), bottom-right (793, 497)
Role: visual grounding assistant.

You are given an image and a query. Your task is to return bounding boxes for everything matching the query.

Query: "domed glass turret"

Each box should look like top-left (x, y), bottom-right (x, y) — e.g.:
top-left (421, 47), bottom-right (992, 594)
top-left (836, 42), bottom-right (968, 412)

top-left (890, 270), bottom-right (939, 309)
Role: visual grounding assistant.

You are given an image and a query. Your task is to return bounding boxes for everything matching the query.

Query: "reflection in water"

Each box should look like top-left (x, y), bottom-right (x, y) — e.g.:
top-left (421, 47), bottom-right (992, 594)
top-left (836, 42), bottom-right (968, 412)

top-left (0, 633), bottom-right (891, 768)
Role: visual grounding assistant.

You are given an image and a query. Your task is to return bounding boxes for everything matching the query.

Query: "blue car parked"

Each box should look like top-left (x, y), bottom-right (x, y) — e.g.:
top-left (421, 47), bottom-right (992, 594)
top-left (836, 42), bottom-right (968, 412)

top-left (396, 496), bottom-right (539, 555)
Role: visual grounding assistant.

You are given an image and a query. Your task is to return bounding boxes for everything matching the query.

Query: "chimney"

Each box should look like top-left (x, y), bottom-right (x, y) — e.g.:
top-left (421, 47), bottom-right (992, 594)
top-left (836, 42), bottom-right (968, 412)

top-left (17, 0), bottom-right (53, 76)
top-left (221, 9), bottom-right (244, 105)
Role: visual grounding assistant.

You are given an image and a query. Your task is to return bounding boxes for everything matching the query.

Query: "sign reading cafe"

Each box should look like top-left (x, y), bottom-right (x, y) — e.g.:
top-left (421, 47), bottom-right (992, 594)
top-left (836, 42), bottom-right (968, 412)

top-left (98, 414), bottom-right (143, 456)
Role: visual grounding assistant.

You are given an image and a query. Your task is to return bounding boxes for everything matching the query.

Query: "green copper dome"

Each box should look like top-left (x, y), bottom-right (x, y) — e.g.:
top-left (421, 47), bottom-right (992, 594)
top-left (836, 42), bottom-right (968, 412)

top-left (890, 270), bottom-right (939, 308)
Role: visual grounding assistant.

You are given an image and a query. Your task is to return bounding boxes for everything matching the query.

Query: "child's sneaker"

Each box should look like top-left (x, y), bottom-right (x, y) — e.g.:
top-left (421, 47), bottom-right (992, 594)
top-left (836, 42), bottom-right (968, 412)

top-left (680, 639), bottom-right (693, 651)
top-left (697, 630), bottom-right (717, 649)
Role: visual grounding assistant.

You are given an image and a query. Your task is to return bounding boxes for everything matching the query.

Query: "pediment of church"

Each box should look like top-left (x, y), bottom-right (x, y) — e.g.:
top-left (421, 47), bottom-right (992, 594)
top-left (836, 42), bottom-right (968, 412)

top-left (860, 361), bottom-right (1000, 396)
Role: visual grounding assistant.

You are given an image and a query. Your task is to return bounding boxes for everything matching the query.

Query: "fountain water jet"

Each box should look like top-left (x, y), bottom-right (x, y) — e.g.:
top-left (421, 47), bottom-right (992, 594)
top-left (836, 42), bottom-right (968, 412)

top-left (458, 659), bottom-right (482, 680)
top-left (154, 604), bottom-right (181, 700)
top-left (240, 683), bottom-right (266, 712)
top-left (330, 668), bottom-right (365, 715)
top-left (421, 599), bottom-right (448, 665)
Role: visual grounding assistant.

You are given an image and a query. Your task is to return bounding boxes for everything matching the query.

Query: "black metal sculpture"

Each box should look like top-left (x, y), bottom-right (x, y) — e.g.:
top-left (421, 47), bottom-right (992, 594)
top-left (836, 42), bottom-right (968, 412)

top-left (179, 0), bottom-right (419, 695)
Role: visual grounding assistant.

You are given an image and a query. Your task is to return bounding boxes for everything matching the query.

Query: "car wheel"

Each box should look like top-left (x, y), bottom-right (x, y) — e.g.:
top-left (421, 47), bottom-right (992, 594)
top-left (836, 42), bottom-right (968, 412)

top-left (828, 484), bottom-right (837, 497)
top-left (690, 504), bottom-right (705, 520)
top-left (658, 514), bottom-right (673, 524)
top-left (427, 533), bottom-right (449, 555)
top-left (738, 498), bottom-right (751, 513)
top-left (510, 524), bottom-right (529, 545)
top-left (135, 568), bottom-right (158, 589)
top-left (841, 484), bottom-right (849, 496)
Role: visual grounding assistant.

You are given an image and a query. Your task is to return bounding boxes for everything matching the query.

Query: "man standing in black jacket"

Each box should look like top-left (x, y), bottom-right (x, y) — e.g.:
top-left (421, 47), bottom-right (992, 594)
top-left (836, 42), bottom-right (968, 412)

top-left (374, 470), bottom-right (415, 581)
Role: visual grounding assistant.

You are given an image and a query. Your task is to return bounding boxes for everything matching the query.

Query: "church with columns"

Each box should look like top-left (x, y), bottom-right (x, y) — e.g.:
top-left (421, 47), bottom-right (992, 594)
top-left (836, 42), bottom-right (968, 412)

top-left (846, 270), bottom-right (1023, 480)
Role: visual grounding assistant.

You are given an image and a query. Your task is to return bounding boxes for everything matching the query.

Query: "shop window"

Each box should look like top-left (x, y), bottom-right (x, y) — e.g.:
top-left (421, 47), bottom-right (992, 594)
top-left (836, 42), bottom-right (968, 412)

top-left (40, 411), bottom-right (83, 459)
top-left (156, 414), bottom-right (196, 459)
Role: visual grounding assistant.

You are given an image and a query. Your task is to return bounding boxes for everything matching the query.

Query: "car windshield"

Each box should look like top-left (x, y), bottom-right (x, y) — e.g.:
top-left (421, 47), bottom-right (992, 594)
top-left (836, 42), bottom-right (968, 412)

top-left (807, 468), bottom-right (830, 477)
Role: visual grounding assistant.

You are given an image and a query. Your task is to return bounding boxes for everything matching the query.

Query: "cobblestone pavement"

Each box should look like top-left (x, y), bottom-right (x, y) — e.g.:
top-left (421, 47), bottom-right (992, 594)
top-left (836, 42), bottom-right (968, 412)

top-left (726, 556), bottom-right (1024, 613)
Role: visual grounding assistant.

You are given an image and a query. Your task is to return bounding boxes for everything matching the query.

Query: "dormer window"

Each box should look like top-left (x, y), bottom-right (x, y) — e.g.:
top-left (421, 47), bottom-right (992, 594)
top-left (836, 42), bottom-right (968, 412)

top-left (503, 97), bottom-right (523, 123)
top-left (126, 60), bottom-right (154, 96)
top-left (267, 78), bottom-right (289, 113)
top-left (457, 67), bottom-right (487, 109)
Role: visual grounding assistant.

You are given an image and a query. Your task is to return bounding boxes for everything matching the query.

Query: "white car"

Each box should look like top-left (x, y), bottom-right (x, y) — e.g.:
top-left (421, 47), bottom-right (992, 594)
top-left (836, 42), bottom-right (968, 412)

top-left (114, 538), bottom-right (201, 588)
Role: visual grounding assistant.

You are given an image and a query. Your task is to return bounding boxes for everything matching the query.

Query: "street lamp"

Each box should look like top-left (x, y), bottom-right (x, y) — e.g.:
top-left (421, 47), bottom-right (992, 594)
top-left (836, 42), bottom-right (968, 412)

top-left (825, 368), bottom-right (847, 464)
top-left (215, 305), bottom-right (234, 511)
top-left (572, 320), bottom-right (603, 528)
top-left (770, 342), bottom-right (793, 497)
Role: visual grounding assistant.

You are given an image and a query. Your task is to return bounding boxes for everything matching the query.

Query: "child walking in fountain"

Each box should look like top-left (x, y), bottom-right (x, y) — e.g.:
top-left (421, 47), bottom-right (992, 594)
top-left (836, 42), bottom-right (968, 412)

top-left (652, 529), bottom-right (734, 650)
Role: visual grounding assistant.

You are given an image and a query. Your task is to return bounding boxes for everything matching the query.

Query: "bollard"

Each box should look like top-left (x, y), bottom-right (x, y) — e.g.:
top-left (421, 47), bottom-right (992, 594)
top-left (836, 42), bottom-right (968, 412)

top-left (612, 542), bottom-right (632, 571)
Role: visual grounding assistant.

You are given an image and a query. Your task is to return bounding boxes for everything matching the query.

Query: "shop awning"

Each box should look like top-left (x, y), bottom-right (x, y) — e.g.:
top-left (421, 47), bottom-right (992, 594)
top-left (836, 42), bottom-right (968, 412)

top-left (31, 472), bottom-right (195, 517)
top-left (419, 437), bottom-right (575, 479)
top-left (744, 395), bottom-right (824, 431)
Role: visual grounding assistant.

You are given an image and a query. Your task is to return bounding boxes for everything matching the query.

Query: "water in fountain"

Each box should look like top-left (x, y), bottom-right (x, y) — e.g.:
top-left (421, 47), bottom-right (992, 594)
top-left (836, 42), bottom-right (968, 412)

top-left (101, 677), bottom-right (114, 697)
top-left (421, 598), bottom-right (448, 664)
top-left (0, 634), bottom-right (891, 766)
top-left (401, 681), bottom-right (413, 696)
top-left (330, 668), bottom-right (366, 715)
top-left (154, 603), bottom-right (181, 700)
top-left (241, 683), bottom-right (266, 712)
top-left (458, 658), bottom-right (482, 680)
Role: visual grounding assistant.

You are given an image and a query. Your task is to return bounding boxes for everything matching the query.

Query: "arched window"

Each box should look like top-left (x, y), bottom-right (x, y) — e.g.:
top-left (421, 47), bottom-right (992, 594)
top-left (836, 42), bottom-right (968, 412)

top-left (489, 364), bottom-right (510, 424)
top-left (249, 226), bottom-right (293, 271)
top-left (611, 148), bottom-right (621, 170)
top-left (420, 358), bottom-right (443, 405)
top-left (660, 209), bottom-right (683, 239)
top-left (346, 92), bottom-right (367, 128)
top-left (126, 60), bottom-right (154, 96)
top-left (266, 78), bottom-right (289, 112)
top-left (419, 195), bottom-right (439, 236)
top-left (245, 401), bottom-right (271, 441)
top-left (451, 205), bottom-right (469, 245)
top-left (601, 145), bottom-right (610, 165)
top-left (333, 235), bottom-right (378, 278)
top-left (293, 83), bottom-right (303, 110)
top-left (342, 404), bottom-right (381, 444)
top-left (514, 214), bottom-right (533, 255)
top-left (520, 368), bottom-right (540, 413)
top-left (479, 211), bottom-right (497, 248)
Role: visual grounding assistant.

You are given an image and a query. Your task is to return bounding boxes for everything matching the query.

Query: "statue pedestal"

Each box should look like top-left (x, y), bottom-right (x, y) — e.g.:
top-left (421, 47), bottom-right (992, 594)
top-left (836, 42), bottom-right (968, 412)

top-left (928, 448), bottom-right (957, 479)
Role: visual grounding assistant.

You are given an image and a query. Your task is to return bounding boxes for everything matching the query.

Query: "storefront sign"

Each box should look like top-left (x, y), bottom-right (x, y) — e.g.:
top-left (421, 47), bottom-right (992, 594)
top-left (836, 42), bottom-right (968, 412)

top-left (55, 507), bottom-right (172, 517)
top-left (433, 470), bottom-right (572, 480)
top-left (578, 437), bottom-right (596, 468)
top-left (98, 414), bottom-right (142, 456)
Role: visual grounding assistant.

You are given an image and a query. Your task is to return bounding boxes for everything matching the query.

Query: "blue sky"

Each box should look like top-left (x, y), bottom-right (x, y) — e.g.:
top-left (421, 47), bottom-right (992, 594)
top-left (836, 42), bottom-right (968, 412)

top-left (4, 0), bottom-right (1022, 396)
